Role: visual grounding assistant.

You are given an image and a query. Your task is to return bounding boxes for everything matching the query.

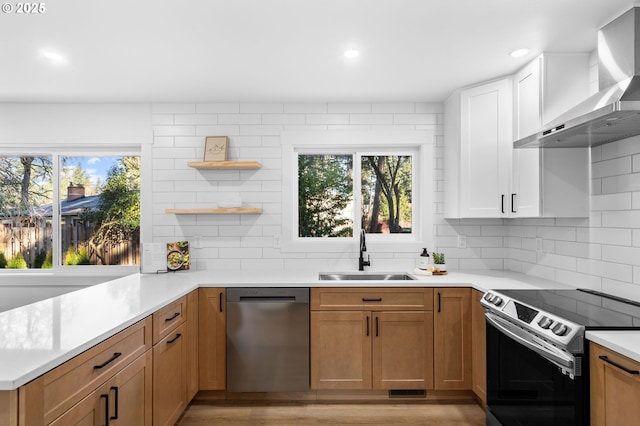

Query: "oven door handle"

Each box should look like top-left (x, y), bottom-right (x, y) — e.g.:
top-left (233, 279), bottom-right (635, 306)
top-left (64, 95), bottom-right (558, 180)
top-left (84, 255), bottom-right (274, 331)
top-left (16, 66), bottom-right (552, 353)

top-left (485, 312), bottom-right (576, 375)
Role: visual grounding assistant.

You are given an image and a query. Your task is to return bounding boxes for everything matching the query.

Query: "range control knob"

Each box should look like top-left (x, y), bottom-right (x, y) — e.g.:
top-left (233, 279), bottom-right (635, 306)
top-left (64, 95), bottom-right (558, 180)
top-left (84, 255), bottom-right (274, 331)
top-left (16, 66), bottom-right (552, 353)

top-left (492, 296), bottom-right (503, 306)
top-left (484, 293), bottom-right (494, 302)
top-left (538, 316), bottom-right (554, 329)
top-left (551, 322), bottom-right (568, 336)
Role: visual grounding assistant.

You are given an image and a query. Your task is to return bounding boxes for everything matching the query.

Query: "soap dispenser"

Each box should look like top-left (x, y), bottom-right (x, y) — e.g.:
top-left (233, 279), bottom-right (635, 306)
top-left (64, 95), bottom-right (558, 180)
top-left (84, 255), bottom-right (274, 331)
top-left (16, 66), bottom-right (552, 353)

top-left (418, 248), bottom-right (430, 270)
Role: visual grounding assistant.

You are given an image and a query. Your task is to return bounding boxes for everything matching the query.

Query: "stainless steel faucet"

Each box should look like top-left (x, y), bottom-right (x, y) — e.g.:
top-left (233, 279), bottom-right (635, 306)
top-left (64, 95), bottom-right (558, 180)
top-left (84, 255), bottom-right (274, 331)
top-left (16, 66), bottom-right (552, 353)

top-left (358, 230), bottom-right (371, 271)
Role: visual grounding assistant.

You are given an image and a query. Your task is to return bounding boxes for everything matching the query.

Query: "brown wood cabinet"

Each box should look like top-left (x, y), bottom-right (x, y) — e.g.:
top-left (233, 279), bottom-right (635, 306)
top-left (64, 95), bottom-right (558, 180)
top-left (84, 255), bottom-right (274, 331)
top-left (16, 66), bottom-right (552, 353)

top-left (153, 322), bottom-right (187, 426)
top-left (152, 293), bottom-right (196, 426)
top-left (310, 288), bottom-right (434, 391)
top-left (18, 317), bottom-right (153, 426)
top-left (433, 287), bottom-right (472, 390)
top-left (198, 288), bottom-right (226, 390)
top-left (471, 289), bottom-right (486, 405)
top-left (590, 342), bottom-right (640, 425)
top-left (49, 350), bottom-right (153, 426)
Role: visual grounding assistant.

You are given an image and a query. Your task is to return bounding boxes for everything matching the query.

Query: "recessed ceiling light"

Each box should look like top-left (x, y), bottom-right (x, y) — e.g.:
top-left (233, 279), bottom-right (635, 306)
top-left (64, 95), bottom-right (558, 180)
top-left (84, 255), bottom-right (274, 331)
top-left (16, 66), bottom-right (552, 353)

top-left (344, 49), bottom-right (360, 59)
top-left (509, 48), bottom-right (530, 58)
top-left (41, 50), bottom-right (66, 64)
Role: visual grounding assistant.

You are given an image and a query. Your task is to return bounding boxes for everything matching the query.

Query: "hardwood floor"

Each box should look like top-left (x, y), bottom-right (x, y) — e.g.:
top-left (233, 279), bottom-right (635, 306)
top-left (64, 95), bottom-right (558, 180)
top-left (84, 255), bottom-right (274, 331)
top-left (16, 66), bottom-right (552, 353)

top-left (177, 402), bottom-right (485, 425)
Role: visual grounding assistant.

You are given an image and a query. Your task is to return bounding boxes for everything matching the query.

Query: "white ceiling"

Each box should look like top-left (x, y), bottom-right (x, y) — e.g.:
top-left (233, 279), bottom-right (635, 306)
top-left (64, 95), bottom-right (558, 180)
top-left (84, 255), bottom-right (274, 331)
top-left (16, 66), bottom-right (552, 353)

top-left (0, 0), bottom-right (636, 103)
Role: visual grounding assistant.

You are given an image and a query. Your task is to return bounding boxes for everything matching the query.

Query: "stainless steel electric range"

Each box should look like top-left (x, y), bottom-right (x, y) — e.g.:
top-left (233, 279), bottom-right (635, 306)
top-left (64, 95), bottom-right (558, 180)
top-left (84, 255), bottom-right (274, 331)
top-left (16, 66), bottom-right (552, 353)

top-left (481, 288), bottom-right (640, 426)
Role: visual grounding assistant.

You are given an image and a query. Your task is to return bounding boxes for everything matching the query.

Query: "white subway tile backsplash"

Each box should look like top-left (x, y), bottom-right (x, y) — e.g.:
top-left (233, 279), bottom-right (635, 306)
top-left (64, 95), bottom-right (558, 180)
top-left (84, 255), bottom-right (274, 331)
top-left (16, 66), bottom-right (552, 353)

top-left (240, 104), bottom-right (284, 113)
top-left (283, 103), bottom-right (327, 113)
top-left (349, 114), bottom-right (393, 125)
top-left (148, 103), bottom-right (639, 303)
top-left (261, 114), bottom-right (306, 125)
top-left (591, 192), bottom-right (632, 211)
top-left (601, 171), bottom-right (640, 193)
top-left (601, 135), bottom-right (640, 160)
top-left (196, 103), bottom-right (239, 113)
top-left (577, 227), bottom-right (632, 246)
top-left (174, 114), bottom-right (218, 125)
top-left (328, 103), bottom-right (371, 113)
top-left (602, 210), bottom-right (640, 228)
top-left (218, 114), bottom-right (261, 125)
top-left (195, 125), bottom-right (240, 136)
top-left (393, 114), bottom-right (438, 125)
top-left (152, 104), bottom-right (196, 114)
top-left (240, 125), bottom-right (283, 136)
top-left (592, 156), bottom-right (632, 178)
top-left (415, 103), bottom-right (443, 114)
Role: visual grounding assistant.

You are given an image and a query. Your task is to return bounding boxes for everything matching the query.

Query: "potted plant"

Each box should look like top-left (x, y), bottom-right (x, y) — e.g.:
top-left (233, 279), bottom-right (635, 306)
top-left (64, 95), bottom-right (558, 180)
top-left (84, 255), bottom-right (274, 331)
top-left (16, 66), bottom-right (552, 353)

top-left (432, 252), bottom-right (446, 272)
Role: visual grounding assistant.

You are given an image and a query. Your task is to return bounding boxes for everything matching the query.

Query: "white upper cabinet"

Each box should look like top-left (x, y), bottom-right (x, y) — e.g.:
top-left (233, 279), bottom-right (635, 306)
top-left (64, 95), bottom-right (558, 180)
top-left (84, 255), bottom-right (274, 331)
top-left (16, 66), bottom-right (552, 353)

top-left (513, 53), bottom-right (590, 140)
top-left (445, 77), bottom-right (513, 218)
top-left (445, 53), bottom-right (590, 219)
top-left (512, 53), bottom-right (590, 218)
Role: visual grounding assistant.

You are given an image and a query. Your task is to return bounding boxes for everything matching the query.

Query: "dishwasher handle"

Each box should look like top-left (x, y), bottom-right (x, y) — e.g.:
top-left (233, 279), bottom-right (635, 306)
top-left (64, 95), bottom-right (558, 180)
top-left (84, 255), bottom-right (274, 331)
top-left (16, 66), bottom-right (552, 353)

top-left (238, 296), bottom-right (298, 302)
top-left (227, 288), bottom-right (310, 304)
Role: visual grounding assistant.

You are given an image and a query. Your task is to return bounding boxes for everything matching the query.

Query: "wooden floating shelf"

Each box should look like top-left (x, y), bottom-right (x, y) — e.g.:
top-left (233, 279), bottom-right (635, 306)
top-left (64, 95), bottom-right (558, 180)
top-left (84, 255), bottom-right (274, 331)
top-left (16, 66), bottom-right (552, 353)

top-left (187, 161), bottom-right (262, 170)
top-left (165, 208), bottom-right (263, 215)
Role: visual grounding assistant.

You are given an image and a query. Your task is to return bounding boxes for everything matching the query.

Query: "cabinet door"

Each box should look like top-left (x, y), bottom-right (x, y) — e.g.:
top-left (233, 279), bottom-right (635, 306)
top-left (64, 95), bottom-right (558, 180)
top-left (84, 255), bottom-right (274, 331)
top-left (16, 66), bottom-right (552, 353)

top-left (310, 311), bottom-right (372, 390)
top-left (514, 56), bottom-right (542, 140)
top-left (50, 351), bottom-right (152, 426)
top-left (590, 342), bottom-right (640, 425)
top-left (372, 311), bottom-right (433, 390)
top-left (153, 322), bottom-right (187, 426)
top-left (471, 290), bottom-right (486, 406)
top-left (459, 78), bottom-right (512, 217)
top-left (434, 288), bottom-right (472, 390)
top-left (198, 288), bottom-right (226, 390)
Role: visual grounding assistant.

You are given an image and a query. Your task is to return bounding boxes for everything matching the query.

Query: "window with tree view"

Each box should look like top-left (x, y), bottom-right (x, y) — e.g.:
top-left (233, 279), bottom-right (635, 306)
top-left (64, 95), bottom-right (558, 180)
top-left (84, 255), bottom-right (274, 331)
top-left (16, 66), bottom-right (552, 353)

top-left (0, 154), bottom-right (140, 269)
top-left (297, 152), bottom-right (413, 238)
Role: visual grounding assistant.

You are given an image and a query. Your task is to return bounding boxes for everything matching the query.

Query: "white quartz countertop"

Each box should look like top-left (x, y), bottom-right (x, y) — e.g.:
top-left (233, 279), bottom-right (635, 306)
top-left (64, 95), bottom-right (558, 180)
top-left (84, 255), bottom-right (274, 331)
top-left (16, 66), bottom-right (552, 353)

top-left (586, 331), bottom-right (640, 364)
top-left (0, 268), bottom-right (621, 390)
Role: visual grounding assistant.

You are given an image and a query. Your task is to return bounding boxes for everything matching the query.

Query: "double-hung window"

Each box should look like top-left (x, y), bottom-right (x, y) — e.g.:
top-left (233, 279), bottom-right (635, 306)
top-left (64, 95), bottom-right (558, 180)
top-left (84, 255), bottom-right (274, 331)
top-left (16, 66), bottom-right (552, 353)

top-left (283, 130), bottom-right (433, 253)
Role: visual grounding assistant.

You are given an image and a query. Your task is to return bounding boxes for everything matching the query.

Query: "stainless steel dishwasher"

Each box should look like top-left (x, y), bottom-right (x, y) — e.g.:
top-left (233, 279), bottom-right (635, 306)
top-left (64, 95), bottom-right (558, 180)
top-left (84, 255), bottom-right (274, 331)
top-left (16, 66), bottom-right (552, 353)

top-left (226, 287), bottom-right (309, 392)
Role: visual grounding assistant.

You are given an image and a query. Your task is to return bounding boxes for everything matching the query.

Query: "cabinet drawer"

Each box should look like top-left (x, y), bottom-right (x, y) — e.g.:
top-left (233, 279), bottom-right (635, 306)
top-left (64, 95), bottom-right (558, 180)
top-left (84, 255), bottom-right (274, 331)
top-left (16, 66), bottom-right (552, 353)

top-left (311, 288), bottom-right (433, 311)
top-left (19, 317), bottom-right (152, 425)
top-left (153, 296), bottom-right (187, 344)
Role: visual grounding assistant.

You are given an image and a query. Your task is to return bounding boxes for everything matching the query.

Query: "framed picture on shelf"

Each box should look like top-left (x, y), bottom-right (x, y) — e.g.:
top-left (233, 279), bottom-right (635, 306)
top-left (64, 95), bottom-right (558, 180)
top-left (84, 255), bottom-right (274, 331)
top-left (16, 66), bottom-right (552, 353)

top-left (204, 136), bottom-right (229, 162)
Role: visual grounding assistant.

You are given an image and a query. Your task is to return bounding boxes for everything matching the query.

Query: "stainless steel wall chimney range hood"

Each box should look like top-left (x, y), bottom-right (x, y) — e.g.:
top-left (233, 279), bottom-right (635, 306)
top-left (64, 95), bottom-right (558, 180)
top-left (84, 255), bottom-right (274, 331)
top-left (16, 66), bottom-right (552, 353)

top-left (515, 7), bottom-right (640, 149)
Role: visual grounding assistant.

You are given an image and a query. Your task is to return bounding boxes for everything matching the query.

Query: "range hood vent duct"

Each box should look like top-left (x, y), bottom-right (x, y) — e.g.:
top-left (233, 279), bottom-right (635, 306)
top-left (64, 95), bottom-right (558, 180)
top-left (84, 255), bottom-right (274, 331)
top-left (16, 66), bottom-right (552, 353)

top-left (515, 7), bottom-right (640, 148)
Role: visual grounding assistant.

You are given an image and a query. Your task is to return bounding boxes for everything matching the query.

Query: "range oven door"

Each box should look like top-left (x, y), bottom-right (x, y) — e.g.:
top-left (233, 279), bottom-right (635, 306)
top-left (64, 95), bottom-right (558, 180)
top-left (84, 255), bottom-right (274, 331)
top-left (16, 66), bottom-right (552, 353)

top-left (485, 313), bottom-right (586, 426)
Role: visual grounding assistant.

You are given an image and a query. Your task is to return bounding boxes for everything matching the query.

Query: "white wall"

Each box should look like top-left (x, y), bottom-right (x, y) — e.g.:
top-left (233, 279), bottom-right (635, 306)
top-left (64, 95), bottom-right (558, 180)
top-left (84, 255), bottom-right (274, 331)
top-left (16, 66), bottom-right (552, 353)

top-left (503, 137), bottom-right (640, 301)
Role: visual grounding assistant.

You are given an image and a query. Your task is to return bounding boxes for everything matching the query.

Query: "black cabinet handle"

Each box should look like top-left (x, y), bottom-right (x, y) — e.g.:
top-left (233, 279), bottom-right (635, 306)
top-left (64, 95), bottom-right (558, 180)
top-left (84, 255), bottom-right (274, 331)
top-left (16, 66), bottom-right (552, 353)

top-left (366, 316), bottom-right (370, 337)
top-left (110, 386), bottom-right (119, 420)
top-left (167, 333), bottom-right (182, 344)
top-left (165, 312), bottom-right (180, 322)
top-left (100, 394), bottom-right (109, 426)
top-left (511, 193), bottom-right (516, 213)
top-left (94, 352), bottom-right (122, 369)
top-left (501, 194), bottom-right (505, 214)
top-left (362, 298), bottom-right (382, 302)
top-left (220, 292), bottom-right (224, 313)
top-left (437, 293), bottom-right (441, 313)
top-left (375, 316), bottom-right (379, 337)
top-left (599, 355), bottom-right (640, 375)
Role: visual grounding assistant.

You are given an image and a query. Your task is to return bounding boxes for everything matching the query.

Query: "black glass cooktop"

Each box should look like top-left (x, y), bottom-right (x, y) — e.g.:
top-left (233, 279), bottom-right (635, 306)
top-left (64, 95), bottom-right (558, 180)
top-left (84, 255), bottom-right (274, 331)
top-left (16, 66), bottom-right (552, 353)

top-left (497, 289), bottom-right (640, 329)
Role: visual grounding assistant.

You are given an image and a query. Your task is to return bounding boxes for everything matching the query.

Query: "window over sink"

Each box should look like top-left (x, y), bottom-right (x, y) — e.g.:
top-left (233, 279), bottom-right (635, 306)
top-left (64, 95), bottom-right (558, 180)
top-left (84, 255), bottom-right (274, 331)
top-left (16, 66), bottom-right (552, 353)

top-left (282, 130), bottom-right (433, 253)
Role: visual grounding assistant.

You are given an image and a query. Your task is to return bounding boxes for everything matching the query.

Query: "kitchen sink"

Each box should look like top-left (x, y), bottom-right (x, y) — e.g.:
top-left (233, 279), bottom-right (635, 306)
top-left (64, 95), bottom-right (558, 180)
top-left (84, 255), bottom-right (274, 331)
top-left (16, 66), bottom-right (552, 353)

top-left (318, 272), bottom-right (416, 281)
